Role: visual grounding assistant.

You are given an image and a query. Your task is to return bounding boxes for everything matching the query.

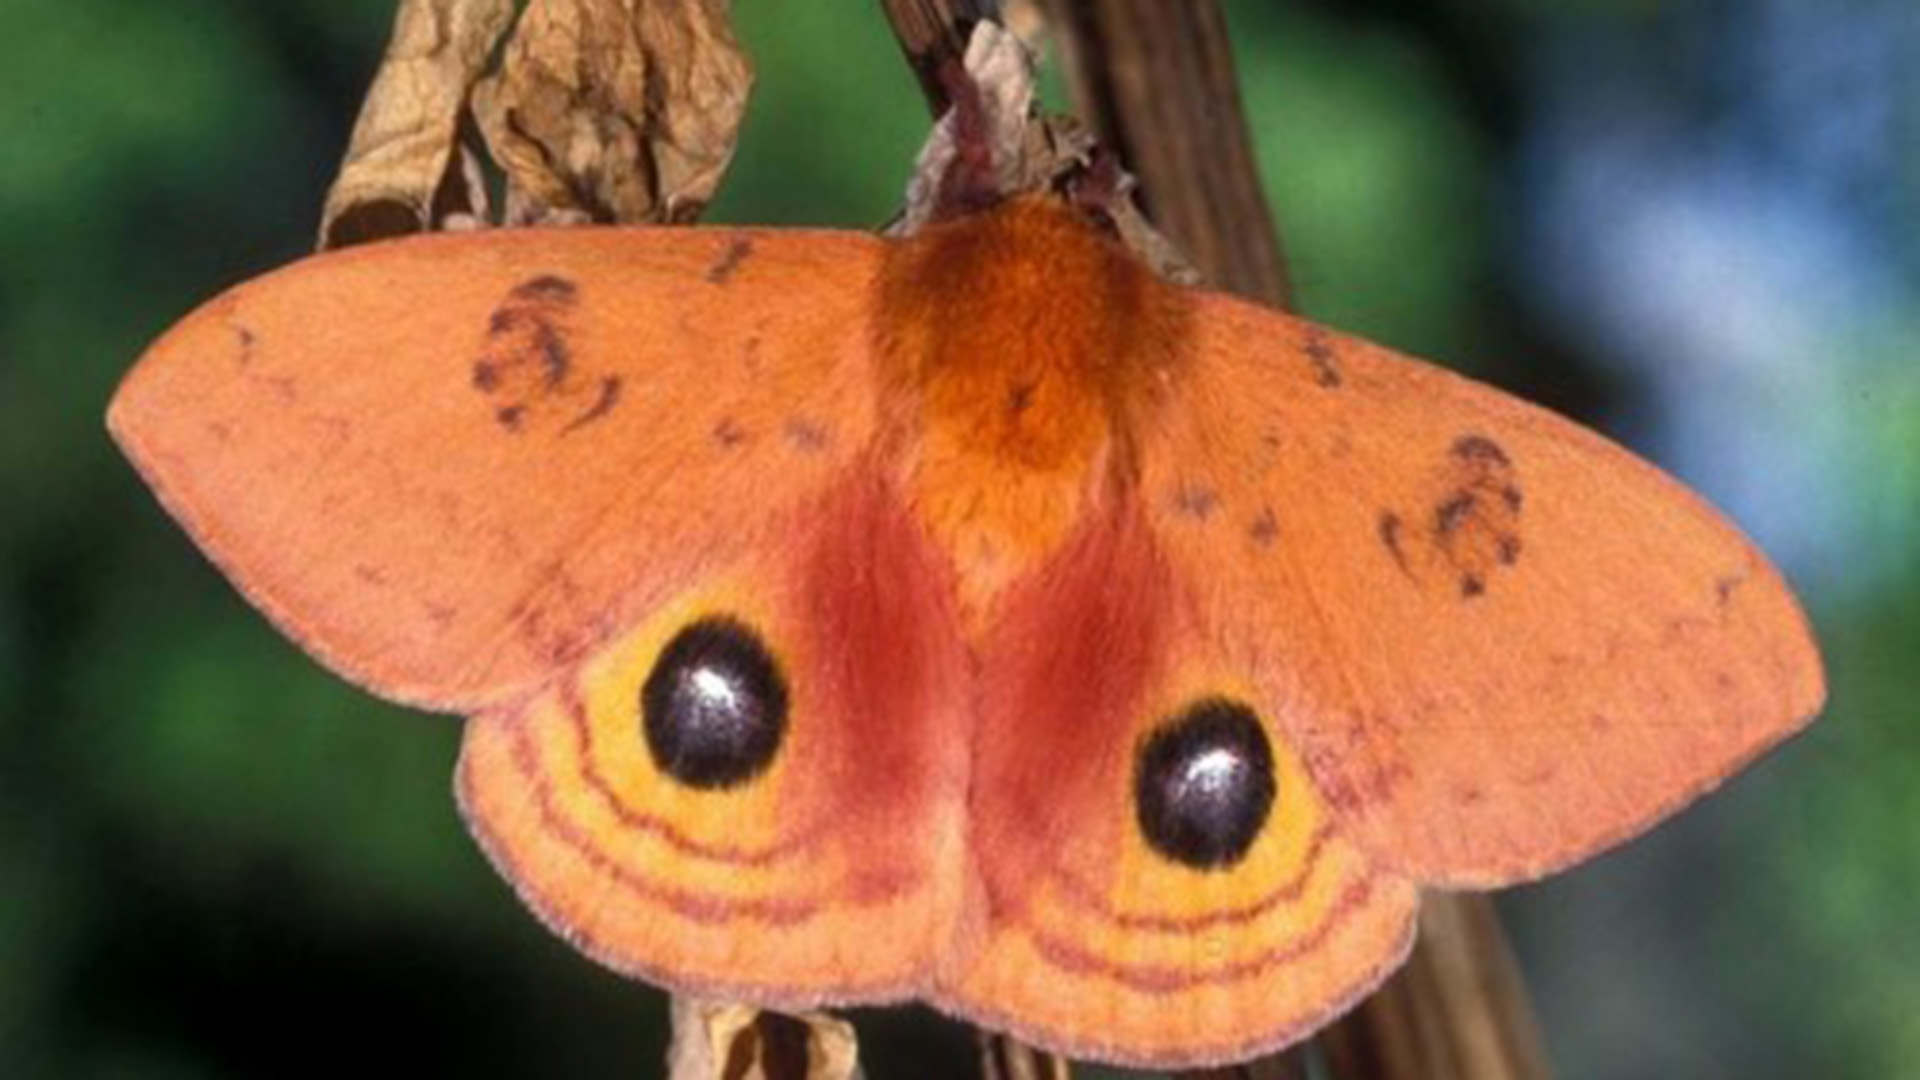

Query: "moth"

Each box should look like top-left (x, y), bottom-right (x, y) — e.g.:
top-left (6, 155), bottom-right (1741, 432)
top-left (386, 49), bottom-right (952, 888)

top-left (109, 192), bottom-right (1824, 1067)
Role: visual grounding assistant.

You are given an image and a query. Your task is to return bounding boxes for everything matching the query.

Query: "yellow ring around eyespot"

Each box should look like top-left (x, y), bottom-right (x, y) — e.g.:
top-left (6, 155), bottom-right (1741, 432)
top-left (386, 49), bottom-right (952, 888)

top-left (546, 570), bottom-right (824, 899)
top-left (1027, 661), bottom-right (1344, 966)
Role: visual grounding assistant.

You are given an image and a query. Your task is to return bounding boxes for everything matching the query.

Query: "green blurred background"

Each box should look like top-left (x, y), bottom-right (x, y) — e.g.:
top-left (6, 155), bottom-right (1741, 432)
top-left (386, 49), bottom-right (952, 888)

top-left (2, 1), bottom-right (1915, 1076)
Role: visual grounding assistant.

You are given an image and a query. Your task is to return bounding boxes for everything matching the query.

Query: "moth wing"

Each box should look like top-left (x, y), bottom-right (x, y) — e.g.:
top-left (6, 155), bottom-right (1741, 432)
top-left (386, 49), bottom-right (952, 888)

top-left (938, 512), bottom-right (1418, 1067)
top-left (458, 472), bottom-right (971, 1002)
top-left (110, 226), bottom-right (884, 709)
top-left (1140, 295), bottom-right (1825, 886)
top-left (114, 227), bottom-right (977, 1000)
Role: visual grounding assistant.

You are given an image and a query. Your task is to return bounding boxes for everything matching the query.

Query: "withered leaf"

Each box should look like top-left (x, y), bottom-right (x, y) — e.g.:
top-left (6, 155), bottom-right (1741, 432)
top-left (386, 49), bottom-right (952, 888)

top-left (893, 21), bottom-right (1199, 285)
top-left (321, 0), bottom-right (514, 248)
top-left (323, 0), bottom-right (752, 244)
top-left (473, 0), bottom-right (753, 226)
top-left (667, 998), bottom-right (863, 1080)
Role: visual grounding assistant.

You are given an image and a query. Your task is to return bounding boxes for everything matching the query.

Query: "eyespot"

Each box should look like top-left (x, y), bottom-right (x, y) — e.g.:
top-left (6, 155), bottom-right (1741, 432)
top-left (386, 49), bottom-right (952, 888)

top-left (640, 616), bottom-right (789, 790)
top-left (1133, 698), bottom-right (1277, 869)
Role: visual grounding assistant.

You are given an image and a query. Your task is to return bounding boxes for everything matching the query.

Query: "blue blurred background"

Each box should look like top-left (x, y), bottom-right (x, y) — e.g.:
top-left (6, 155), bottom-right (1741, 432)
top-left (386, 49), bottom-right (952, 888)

top-left (1, 1), bottom-right (1914, 1076)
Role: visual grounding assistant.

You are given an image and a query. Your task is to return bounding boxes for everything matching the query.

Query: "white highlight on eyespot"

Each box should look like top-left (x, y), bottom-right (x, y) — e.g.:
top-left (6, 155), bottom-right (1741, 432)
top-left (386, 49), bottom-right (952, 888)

top-left (1182, 747), bottom-right (1245, 797)
top-left (688, 666), bottom-right (741, 712)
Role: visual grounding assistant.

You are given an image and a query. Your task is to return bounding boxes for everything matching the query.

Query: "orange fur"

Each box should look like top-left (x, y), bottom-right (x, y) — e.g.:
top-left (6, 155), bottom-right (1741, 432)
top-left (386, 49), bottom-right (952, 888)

top-left (110, 195), bottom-right (1824, 1067)
top-left (877, 199), bottom-right (1189, 624)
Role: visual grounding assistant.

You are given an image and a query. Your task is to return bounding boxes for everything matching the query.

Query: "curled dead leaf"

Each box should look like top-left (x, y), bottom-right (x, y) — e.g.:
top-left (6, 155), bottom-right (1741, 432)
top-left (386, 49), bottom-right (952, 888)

top-left (320, 0), bottom-right (514, 248)
top-left (667, 998), bottom-right (863, 1080)
top-left (322, 0), bottom-right (752, 246)
top-left (472, 0), bottom-right (753, 226)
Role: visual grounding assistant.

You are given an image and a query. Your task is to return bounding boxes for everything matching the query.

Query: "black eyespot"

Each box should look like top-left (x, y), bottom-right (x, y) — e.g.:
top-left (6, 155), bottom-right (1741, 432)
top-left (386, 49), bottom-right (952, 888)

top-left (640, 617), bottom-right (789, 790)
top-left (1133, 699), bottom-right (1277, 870)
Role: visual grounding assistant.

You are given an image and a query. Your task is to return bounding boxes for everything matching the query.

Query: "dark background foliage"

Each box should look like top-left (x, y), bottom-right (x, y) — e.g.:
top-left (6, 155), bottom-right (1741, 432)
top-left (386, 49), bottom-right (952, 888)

top-left (2, 1), bottom-right (1914, 1077)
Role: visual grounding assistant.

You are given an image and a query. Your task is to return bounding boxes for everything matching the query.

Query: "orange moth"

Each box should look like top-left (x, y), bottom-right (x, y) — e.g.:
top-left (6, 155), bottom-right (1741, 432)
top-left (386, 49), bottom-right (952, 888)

top-left (109, 180), bottom-right (1824, 1064)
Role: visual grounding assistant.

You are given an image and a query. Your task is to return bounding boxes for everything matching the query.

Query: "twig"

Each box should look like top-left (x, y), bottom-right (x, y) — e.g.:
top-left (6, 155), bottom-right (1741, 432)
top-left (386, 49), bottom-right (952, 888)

top-left (1038, 0), bottom-right (1291, 307)
top-left (880, 0), bottom-right (1009, 115)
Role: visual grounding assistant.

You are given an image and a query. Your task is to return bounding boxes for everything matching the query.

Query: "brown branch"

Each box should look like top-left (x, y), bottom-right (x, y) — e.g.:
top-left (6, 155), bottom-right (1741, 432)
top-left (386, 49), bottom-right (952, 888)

top-left (1039, 0), bottom-right (1290, 307)
top-left (1039, 5), bottom-right (1554, 1080)
top-left (879, 0), bottom-right (1008, 115)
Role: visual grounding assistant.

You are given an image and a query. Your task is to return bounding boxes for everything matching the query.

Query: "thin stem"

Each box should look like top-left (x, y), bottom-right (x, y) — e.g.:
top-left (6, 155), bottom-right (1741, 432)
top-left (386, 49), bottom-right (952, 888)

top-left (1039, 0), bottom-right (1291, 308)
top-left (879, 0), bottom-right (1008, 115)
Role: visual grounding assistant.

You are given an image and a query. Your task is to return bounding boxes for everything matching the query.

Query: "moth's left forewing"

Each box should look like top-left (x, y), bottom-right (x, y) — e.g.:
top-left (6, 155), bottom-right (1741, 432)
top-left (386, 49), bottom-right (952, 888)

top-left (114, 222), bottom-right (980, 1003)
top-left (1140, 294), bottom-right (1825, 886)
top-left (109, 226), bottom-right (885, 710)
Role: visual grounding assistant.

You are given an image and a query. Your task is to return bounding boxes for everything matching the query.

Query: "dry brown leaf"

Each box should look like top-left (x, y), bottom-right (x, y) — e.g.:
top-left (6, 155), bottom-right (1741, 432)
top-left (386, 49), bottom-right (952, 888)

top-left (667, 998), bottom-right (863, 1080)
top-left (320, 0), bottom-right (514, 248)
top-left (472, 0), bottom-right (752, 226)
top-left (894, 21), bottom-right (1199, 284)
top-left (896, 19), bottom-right (1035, 233)
top-left (323, 0), bottom-right (752, 242)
